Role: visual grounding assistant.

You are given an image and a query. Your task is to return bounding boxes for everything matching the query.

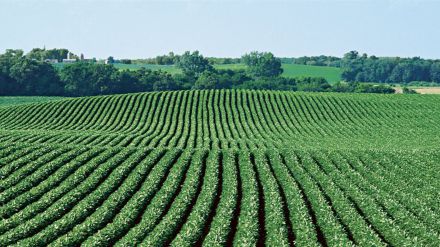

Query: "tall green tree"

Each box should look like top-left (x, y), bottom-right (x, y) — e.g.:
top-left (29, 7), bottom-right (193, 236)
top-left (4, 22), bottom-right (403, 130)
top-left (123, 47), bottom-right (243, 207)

top-left (177, 51), bottom-right (213, 77)
top-left (45, 49), bottom-right (69, 61)
top-left (242, 51), bottom-right (283, 78)
top-left (0, 50), bottom-right (24, 95)
top-left (26, 48), bottom-right (46, 61)
top-left (107, 56), bottom-right (115, 64)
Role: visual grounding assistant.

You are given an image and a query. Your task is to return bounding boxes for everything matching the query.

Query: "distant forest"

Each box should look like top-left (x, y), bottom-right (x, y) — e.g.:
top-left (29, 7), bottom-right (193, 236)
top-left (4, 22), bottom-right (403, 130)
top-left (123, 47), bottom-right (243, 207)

top-left (3, 48), bottom-right (438, 97)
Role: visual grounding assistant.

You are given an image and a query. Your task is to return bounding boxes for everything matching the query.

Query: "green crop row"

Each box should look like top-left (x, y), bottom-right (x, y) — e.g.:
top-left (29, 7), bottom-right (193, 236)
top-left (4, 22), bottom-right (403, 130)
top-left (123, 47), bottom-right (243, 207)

top-left (0, 89), bottom-right (439, 245)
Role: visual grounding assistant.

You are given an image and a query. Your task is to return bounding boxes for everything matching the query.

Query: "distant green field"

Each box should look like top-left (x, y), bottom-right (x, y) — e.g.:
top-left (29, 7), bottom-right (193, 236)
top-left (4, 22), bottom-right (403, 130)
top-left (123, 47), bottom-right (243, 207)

top-left (113, 64), bottom-right (180, 74)
top-left (54, 62), bottom-right (342, 83)
top-left (0, 96), bottom-right (65, 107)
top-left (214, 63), bottom-right (247, 70)
top-left (281, 64), bottom-right (342, 83)
top-left (216, 63), bottom-right (342, 83)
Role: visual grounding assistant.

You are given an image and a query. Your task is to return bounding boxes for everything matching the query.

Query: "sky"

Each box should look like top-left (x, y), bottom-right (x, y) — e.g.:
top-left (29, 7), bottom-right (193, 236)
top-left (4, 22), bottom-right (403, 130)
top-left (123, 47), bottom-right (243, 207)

top-left (1, 0), bottom-right (440, 59)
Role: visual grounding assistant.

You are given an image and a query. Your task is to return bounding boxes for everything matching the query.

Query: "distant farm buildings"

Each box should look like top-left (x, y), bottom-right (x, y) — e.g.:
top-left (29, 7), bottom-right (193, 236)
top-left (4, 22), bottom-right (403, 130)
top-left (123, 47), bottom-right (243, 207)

top-left (45, 52), bottom-right (94, 64)
top-left (40, 51), bottom-right (99, 64)
top-left (62, 52), bottom-right (77, 63)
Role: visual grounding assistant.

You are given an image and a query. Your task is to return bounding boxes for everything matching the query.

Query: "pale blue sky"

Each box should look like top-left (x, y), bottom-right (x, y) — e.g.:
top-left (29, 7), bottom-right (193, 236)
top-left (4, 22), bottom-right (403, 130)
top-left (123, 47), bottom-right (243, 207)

top-left (1, 0), bottom-right (439, 59)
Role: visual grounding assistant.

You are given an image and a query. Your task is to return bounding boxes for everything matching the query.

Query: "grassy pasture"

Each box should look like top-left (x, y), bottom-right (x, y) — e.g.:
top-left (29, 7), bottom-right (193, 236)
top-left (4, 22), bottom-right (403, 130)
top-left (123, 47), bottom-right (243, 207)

top-left (281, 63), bottom-right (342, 83)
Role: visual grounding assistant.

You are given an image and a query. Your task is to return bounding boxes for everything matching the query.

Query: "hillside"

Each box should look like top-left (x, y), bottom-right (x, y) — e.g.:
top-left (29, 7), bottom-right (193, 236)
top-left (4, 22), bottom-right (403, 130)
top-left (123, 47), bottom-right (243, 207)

top-left (0, 90), bottom-right (439, 246)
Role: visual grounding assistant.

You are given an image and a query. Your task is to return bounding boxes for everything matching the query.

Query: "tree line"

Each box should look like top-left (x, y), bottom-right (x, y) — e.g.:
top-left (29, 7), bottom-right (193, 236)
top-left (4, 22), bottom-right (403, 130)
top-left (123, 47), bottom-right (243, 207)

top-left (23, 47), bottom-right (440, 85)
top-left (280, 56), bottom-right (342, 67)
top-left (0, 49), bottom-right (397, 96)
top-left (280, 52), bottom-right (440, 85)
top-left (340, 51), bottom-right (440, 84)
top-left (288, 51), bottom-right (440, 84)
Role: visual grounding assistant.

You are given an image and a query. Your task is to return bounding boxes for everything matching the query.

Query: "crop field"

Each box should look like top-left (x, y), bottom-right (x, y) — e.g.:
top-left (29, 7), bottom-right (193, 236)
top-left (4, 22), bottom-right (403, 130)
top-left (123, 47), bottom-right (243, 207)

top-left (0, 97), bottom-right (65, 107)
top-left (0, 90), bottom-right (439, 246)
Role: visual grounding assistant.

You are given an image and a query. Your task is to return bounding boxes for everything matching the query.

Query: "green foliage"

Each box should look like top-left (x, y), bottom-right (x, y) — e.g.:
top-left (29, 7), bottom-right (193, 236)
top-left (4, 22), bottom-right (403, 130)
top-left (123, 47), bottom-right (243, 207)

top-left (119, 59), bottom-right (132, 64)
top-left (402, 87), bottom-right (418, 94)
top-left (60, 62), bottom-right (119, 96)
top-left (234, 77), bottom-right (296, 91)
top-left (341, 51), bottom-right (440, 84)
top-left (194, 71), bottom-right (221, 89)
top-left (0, 50), bottom-right (63, 96)
top-left (354, 83), bottom-right (395, 94)
top-left (281, 55), bottom-right (342, 67)
top-left (177, 51), bottom-right (213, 77)
top-left (27, 48), bottom-right (70, 62)
top-left (296, 77), bottom-right (331, 92)
top-left (193, 70), bottom-right (249, 89)
top-left (155, 52), bottom-right (179, 65)
top-left (107, 56), bottom-right (115, 64)
top-left (407, 81), bottom-right (440, 87)
top-left (9, 58), bottom-right (63, 95)
top-left (242, 51), bottom-right (283, 78)
top-left (430, 62), bottom-right (440, 82)
top-left (331, 81), bottom-right (357, 92)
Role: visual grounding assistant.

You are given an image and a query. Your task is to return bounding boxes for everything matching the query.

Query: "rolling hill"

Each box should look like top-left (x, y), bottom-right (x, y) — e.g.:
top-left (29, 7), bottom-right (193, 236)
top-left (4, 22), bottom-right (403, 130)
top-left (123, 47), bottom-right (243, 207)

top-left (0, 90), bottom-right (439, 246)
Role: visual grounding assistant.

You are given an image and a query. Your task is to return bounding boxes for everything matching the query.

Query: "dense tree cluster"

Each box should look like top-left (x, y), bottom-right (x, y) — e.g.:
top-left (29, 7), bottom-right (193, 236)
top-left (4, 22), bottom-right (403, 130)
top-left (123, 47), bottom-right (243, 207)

top-left (177, 51), bottom-right (214, 77)
top-left (332, 82), bottom-right (396, 94)
top-left (242, 52), bottom-right (283, 78)
top-left (130, 53), bottom-right (242, 65)
top-left (27, 48), bottom-right (75, 62)
top-left (281, 56), bottom-right (342, 67)
top-left (340, 51), bottom-right (440, 84)
top-left (129, 52), bottom-right (179, 65)
top-left (0, 50), bottom-right (64, 95)
top-left (0, 49), bottom-right (395, 96)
